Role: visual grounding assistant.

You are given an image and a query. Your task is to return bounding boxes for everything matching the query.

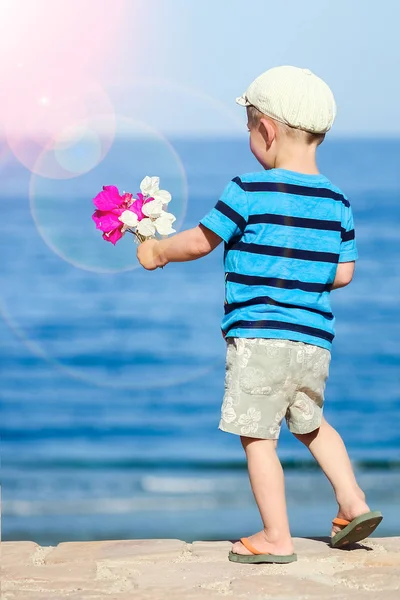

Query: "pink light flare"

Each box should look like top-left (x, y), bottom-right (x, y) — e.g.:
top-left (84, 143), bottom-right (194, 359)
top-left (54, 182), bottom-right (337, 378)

top-left (5, 74), bottom-right (116, 178)
top-left (0, 0), bottom-right (128, 175)
top-left (0, 0), bottom-right (127, 83)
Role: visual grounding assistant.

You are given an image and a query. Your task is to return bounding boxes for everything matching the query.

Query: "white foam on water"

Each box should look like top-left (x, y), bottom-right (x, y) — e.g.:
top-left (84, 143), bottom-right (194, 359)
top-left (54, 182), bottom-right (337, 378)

top-left (3, 495), bottom-right (221, 517)
top-left (141, 475), bottom-right (219, 494)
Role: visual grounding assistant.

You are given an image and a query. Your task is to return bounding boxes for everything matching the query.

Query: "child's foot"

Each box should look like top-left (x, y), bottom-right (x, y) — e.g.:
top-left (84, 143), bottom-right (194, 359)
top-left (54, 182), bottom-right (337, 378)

top-left (331, 498), bottom-right (371, 538)
top-left (231, 530), bottom-right (294, 557)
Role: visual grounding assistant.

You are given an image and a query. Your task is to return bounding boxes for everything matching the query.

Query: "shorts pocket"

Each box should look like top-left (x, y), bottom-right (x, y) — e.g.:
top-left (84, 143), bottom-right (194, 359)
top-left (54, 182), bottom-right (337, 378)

top-left (238, 343), bottom-right (291, 396)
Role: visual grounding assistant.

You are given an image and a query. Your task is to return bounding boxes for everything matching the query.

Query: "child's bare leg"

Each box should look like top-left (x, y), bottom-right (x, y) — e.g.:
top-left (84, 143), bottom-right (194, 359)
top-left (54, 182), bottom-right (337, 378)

top-left (231, 437), bottom-right (294, 556)
top-left (293, 417), bottom-right (370, 536)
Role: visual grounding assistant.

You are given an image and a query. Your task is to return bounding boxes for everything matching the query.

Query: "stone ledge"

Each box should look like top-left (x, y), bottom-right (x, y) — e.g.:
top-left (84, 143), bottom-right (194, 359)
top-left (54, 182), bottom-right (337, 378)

top-left (1, 537), bottom-right (399, 599)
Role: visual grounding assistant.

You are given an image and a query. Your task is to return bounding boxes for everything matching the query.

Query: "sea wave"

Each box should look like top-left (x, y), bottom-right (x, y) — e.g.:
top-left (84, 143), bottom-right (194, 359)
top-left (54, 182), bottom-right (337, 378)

top-left (2, 456), bottom-right (400, 471)
top-left (2, 496), bottom-right (221, 517)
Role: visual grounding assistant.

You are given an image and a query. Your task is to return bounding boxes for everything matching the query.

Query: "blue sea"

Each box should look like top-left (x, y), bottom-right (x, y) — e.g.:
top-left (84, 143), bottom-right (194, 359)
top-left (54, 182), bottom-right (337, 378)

top-left (1, 137), bottom-right (399, 546)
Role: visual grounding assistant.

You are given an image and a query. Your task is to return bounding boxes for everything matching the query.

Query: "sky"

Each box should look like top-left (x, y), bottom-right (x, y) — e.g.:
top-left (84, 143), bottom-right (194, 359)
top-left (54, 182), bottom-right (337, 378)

top-left (1, 0), bottom-right (399, 138)
top-left (116, 0), bottom-right (400, 137)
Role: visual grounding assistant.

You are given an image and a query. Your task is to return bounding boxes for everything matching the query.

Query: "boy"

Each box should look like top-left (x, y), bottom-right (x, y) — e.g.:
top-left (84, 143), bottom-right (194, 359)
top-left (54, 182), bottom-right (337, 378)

top-left (137, 66), bottom-right (382, 563)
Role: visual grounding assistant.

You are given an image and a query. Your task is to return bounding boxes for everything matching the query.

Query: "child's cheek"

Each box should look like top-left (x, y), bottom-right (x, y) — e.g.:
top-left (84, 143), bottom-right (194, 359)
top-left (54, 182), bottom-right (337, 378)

top-left (249, 135), bottom-right (257, 155)
top-left (250, 135), bottom-right (263, 164)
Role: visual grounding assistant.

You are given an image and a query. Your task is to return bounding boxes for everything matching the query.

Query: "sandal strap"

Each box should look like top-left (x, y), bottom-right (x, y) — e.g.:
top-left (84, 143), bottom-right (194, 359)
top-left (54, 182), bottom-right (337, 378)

top-left (332, 517), bottom-right (351, 528)
top-left (240, 537), bottom-right (268, 556)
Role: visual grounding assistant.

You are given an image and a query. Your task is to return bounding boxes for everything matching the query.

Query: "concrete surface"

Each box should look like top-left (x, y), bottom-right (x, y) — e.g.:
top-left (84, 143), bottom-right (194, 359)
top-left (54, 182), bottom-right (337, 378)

top-left (2, 537), bottom-right (400, 599)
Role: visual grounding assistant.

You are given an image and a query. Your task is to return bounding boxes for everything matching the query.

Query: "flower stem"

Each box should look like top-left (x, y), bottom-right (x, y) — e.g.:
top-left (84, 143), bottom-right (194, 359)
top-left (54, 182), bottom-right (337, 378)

top-left (127, 229), bottom-right (146, 244)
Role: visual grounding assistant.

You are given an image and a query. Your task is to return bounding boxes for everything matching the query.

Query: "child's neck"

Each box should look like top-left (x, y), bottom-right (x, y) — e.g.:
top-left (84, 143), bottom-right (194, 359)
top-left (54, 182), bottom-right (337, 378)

top-left (273, 145), bottom-right (320, 175)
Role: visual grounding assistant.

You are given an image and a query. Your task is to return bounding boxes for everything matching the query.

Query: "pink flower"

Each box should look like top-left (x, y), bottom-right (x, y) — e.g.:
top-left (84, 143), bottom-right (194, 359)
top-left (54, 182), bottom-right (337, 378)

top-left (93, 185), bottom-right (123, 211)
top-left (92, 209), bottom-right (123, 231)
top-left (92, 185), bottom-right (128, 245)
top-left (92, 208), bottom-right (123, 244)
top-left (103, 227), bottom-right (124, 245)
top-left (129, 192), bottom-right (153, 221)
top-left (92, 186), bottom-right (153, 245)
top-left (121, 192), bottom-right (134, 208)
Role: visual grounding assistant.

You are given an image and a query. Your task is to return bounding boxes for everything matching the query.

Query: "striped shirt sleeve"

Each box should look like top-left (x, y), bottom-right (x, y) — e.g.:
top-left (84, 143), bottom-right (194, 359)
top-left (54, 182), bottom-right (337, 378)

top-left (199, 179), bottom-right (248, 243)
top-left (339, 202), bottom-right (358, 262)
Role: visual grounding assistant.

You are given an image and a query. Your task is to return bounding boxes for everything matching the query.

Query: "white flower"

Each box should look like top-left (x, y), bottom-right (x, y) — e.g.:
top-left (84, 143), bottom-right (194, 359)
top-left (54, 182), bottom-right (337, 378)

top-left (153, 189), bottom-right (172, 204)
top-left (140, 176), bottom-right (172, 205)
top-left (240, 367), bottom-right (267, 394)
top-left (119, 210), bottom-right (138, 228)
top-left (142, 199), bottom-right (164, 218)
top-left (238, 407), bottom-right (261, 435)
top-left (140, 176), bottom-right (160, 197)
top-left (131, 177), bottom-right (175, 239)
top-left (137, 218), bottom-right (156, 237)
top-left (221, 397), bottom-right (237, 423)
top-left (154, 212), bottom-right (176, 235)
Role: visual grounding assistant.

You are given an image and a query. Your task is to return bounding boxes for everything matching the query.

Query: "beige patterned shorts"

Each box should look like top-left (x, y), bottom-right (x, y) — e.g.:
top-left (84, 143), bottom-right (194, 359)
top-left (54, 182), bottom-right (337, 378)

top-left (219, 338), bottom-right (331, 439)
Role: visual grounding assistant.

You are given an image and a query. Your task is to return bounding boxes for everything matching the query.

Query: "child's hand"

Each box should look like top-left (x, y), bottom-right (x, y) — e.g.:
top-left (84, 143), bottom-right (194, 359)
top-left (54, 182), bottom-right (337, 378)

top-left (137, 239), bottom-right (162, 270)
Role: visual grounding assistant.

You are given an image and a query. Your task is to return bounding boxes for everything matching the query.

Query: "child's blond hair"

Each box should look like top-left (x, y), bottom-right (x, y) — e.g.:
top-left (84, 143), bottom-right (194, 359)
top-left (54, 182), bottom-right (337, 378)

top-left (247, 105), bottom-right (325, 146)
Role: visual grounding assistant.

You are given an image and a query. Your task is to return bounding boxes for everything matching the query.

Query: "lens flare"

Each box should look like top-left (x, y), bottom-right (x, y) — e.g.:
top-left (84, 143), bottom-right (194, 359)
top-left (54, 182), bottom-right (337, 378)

top-left (2, 82), bottom-right (242, 391)
top-left (5, 74), bottom-right (115, 178)
top-left (0, 298), bottom-right (223, 391)
top-left (29, 116), bottom-right (188, 272)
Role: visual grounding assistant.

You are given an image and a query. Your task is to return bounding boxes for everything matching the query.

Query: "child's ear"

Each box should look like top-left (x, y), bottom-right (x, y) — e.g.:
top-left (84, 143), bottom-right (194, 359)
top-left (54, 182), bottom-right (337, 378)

top-left (259, 117), bottom-right (276, 149)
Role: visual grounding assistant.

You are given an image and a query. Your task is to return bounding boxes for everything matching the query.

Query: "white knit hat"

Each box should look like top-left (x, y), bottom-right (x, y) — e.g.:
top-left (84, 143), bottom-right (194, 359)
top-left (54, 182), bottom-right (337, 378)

top-left (236, 66), bottom-right (336, 133)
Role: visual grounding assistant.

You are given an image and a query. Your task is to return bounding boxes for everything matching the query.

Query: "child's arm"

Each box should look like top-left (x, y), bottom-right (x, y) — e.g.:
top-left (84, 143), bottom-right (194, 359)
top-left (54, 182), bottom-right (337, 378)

top-left (331, 261), bottom-right (355, 290)
top-left (137, 225), bottom-right (222, 270)
top-left (335, 200), bottom-right (357, 290)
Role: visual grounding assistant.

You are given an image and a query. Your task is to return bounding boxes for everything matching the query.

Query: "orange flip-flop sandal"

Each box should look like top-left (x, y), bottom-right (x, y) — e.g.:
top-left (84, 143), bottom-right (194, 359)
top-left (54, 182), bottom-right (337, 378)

top-left (331, 511), bottom-right (383, 548)
top-left (228, 537), bottom-right (297, 564)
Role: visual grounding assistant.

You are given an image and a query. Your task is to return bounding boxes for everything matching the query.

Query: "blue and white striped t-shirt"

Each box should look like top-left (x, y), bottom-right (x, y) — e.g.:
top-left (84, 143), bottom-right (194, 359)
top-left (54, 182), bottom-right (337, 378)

top-left (200, 169), bottom-right (358, 350)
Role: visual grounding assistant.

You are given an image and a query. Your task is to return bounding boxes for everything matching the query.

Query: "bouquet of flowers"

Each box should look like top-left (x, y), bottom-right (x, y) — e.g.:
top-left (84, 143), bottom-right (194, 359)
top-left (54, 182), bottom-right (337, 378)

top-left (92, 176), bottom-right (176, 245)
